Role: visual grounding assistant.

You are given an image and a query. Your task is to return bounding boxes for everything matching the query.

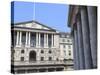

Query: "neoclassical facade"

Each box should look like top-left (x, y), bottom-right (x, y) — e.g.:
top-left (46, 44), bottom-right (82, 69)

top-left (59, 33), bottom-right (73, 70)
top-left (11, 20), bottom-right (73, 73)
top-left (68, 5), bottom-right (97, 70)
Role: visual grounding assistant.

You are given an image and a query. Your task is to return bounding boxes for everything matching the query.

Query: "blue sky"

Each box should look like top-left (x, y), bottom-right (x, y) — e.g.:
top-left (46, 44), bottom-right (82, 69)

top-left (11, 1), bottom-right (70, 32)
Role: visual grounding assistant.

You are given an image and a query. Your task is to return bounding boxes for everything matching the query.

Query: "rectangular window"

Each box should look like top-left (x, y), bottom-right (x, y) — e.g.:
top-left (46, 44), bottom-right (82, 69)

top-left (63, 45), bottom-right (66, 48)
top-left (49, 57), bottom-right (52, 61)
top-left (41, 57), bottom-right (44, 61)
top-left (68, 45), bottom-right (71, 49)
top-left (21, 57), bottom-right (24, 61)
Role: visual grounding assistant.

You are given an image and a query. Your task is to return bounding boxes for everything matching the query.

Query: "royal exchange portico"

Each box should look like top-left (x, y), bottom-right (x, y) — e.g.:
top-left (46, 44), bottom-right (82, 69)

top-left (11, 20), bottom-right (73, 73)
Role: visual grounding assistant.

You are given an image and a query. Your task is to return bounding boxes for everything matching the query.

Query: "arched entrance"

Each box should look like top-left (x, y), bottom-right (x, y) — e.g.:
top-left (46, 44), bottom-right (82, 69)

top-left (29, 51), bottom-right (36, 61)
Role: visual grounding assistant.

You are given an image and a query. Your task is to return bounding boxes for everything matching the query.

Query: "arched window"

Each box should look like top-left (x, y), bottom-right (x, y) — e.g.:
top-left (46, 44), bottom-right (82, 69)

top-left (29, 51), bottom-right (36, 61)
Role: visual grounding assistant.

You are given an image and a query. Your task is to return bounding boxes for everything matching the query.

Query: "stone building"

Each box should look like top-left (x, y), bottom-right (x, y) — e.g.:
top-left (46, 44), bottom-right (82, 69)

top-left (11, 20), bottom-right (73, 73)
top-left (68, 5), bottom-right (97, 70)
top-left (59, 32), bottom-right (73, 70)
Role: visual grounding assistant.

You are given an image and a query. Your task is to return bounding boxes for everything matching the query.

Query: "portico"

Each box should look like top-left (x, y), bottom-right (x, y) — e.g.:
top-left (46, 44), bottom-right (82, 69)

top-left (15, 31), bottom-right (54, 48)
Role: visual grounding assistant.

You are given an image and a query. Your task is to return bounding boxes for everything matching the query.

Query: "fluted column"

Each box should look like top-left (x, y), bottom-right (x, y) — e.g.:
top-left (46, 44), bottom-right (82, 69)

top-left (25, 32), bottom-right (28, 47)
top-left (80, 6), bottom-right (93, 69)
top-left (28, 32), bottom-right (30, 47)
top-left (36, 32), bottom-right (38, 47)
top-left (46, 34), bottom-right (48, 47)
top-left (77, 13), bottom-right (85, 69)
top-left (74, 26), bottom-right (80, 70)
top-left (52, 34), bottom-right (54, 47)
top-left (87, 6), bottom-right (97, 68)
top-left (38, 33), bottom-right (41, 47)
top-left (19, 31), bottom-right (22, 46)
top-left (44, 34), bottom-right (46, 48)
top-left (16, 31), bottom-right (19, 46)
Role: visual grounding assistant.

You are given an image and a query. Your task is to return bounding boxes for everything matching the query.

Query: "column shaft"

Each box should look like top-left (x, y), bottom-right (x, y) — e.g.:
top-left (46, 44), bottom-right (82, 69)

top-left (25, 32), bottom-right (28, 46)
top-left (28, 32), bottom-right (30, 47)
top-left (16, 31), bottom-right (19, 46)
top-left (46, 34), bottom-right (48, 47)
top-left (36, 33), bottom-right (38, 47)
top-left (87, 6), bottom-right (97, 68)
top-left (77, 14), bottom-right (85, 69)
top-left (74, 28), bottom-right (80, 70)
top-left (44, 34), bottom-right (46, 48)
top-left (80, 6), bottom-right (93, 69)
top-left (52, 34), bottom-right (54, 47)
top-left (38, 33), bottom-right (41, 47)
top-left (19, 31), bottom-right (22, 46)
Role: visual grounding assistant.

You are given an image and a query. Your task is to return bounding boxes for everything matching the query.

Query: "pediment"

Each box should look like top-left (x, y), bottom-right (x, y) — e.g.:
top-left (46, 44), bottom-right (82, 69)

top-left (14, 21), bottom-right (55, 31)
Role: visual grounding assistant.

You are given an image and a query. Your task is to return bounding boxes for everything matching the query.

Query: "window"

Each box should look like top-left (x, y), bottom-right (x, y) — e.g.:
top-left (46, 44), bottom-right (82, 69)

top-left (67, 39), bottom-right (70, 42)
top-left (64, 50), bottom-right (66, 56)
top-left (41, 50), bottom-right (44, 53)
top-left (63, 45), bottom-right (66, 48)
top-left (49, 57), bottom-right (52, 61)
top-left (68, 45), bottom-right (71, 49)
top-left (49, 50), bottom-right (52, 53)
top-left (21, 57), bottom-right (24, 61)
top-left (60, 34), bottom-right (65, 38)
top-left (41, 57), bottom-right (44, 61)
top-left (56, 58), bottom-right (59, 61)
top-left (62, 39), bottom-right (65, 42)
top-left (21, 50), bottom-right (24, 53)
top-left (69, 51), bottom-right (71, 56)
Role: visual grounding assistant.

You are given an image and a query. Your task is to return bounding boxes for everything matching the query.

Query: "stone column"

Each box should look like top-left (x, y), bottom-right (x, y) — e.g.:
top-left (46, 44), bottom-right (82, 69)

top-left (74, 26), bottom-right (80, 70)
top-left (36, 32), bottom-right (38, 47)
top-left (52, 34), bottom-right (54, 47)
top-left (87, 6), bottom-right (97, 68)
top-left (25, 32), bottom-right (28, 47)
top-left (80, 6), bottom-right (93, 69)
top-left (38, 33), bottom-right (41, 47)
top-left (44, 34), bottom-right (46, 48)
top-left (16, 31), bottom-right (19, 46)
top-left (46, 34), bottom-right (48, 47)
top-left (28, 32), bottom-right (30, 47)
top-left (77, 13), bottom-right (85, 69)
top-left (19, 31), bottom-right (22, 46)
